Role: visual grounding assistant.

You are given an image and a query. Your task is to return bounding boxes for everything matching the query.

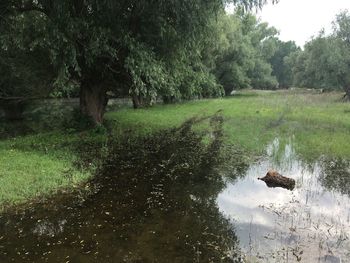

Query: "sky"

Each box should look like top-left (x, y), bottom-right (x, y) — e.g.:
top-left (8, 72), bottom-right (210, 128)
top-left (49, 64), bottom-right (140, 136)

top-left (229, 0), bottom-right (350, 47)
top-left (257, 0), bottom-right (350, 47)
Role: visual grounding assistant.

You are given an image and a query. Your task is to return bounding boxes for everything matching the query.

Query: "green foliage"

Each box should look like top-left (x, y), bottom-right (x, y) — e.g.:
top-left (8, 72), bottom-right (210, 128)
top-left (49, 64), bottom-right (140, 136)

top-left (212, 11), bottom-right (279, 94)
top-left (287, 10), bottom-right (350, 98)
top-left (333, 11), bottom-right (350, 97)
top-left (213, 13), bottom-right (253, 93)
top-left (244, 15), bottom-right (279, 89)
top-left (124, 35), bottom-right (224, 103)
top-left (1, 0), bottom-right (276, 116)
top-left (269, 39), bottom-right (300, 88)
top-left (124, 36), bottom-right (168, 104)
top-left (249, 58), bottom-right (278, 89)
top-left (287, 34), bottom-right (345, 90)
top-left (0, 13), bottom-right (53, 98)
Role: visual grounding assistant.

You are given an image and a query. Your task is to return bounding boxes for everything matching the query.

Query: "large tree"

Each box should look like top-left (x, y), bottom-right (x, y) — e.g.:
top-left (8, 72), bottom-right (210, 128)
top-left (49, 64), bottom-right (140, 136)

top-left (332, 10), bottom-right (350, 99)
top-left (213, 11), bottom-right (279, 94)
top-left (1, 0), bottom-right (274, 124)
top-left (269, 39), bottom-right (300, 88)
top-left (287, 33), bottom-right (349, 94)
top-left (213, 12), bottom-right (255, 94)
top-left (0, 12), bottom-right (54, 120)
top-left (287, 11), bottom-right (350, 99)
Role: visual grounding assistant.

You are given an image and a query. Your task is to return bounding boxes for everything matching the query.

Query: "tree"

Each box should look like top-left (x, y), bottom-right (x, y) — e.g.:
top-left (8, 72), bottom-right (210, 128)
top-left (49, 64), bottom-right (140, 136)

top-left (213, 13), bottom-right (253, 95)
top-left (1, 0), bottom-right (275, 124)
top-left (245, 16), bottom-right (279, 90)
top-left (0, 13), bottom-right (54, 120)
top-left (287, 11), bottom-right (350, 99)
top-left (269, 39), bottom-right (300, 88)
top-left (288, 33), bottom-right (349, 93)
top-left (332, 10), bottom-right (350, 99)
top-left (212, 11), bottom-right (279, 95)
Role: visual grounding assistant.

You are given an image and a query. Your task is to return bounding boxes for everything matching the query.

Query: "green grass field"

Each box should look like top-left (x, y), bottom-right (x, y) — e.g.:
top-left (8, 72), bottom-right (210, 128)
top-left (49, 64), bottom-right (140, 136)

top-left (1, 89), bottom-right (349, 210)
top-left (0, 148), bottom-right (90, 208)
top-left (107, 90), bottom-right (350, 159)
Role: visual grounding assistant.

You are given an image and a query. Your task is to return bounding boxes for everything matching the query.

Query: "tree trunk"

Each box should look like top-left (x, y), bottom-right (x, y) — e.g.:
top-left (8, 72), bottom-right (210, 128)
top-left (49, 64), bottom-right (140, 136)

top-left (344, 86), bottom-right (350, 101)
top-left (163, 96), bottom-right (175, 104)
top-left (132, 94), bottom-right (142, 109)
top-left (131, 94), bottom-right (154, 108)
top-left (80, 84), bottom-right (108, 124)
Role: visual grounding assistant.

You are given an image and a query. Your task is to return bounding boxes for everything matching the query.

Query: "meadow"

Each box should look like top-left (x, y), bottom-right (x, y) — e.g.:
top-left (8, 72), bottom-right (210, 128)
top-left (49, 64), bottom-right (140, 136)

top-left (1, 89), bottom-right (349, 210)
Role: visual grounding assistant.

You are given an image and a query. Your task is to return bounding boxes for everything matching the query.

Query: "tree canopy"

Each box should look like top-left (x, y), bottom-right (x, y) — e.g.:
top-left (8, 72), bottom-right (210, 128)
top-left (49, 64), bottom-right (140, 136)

top-left (285, 10), bottom-right (350, 99)
top-left (1, 1), bottom-right (275, 121)
top-left (4, 0), bottom-right (320, 124)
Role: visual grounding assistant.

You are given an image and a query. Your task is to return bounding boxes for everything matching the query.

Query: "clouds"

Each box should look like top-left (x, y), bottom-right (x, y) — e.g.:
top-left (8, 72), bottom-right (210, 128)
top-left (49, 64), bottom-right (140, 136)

top-left (257, 0), bottom-right (350, 47)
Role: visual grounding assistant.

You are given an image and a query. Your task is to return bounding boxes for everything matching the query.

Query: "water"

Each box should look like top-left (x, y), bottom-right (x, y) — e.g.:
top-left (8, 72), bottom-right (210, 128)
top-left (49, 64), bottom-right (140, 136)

top-left (1, 118), bottom-right (350, 262)
top-left (218, 138), bottom-right (350, 262)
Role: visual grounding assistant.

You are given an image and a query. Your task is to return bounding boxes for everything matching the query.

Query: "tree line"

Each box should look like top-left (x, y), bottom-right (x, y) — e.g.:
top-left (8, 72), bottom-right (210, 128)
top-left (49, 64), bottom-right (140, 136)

top-left (0, 1), bottom-right (348, 124)
top-left (286, 11), bottom-right (350, 100)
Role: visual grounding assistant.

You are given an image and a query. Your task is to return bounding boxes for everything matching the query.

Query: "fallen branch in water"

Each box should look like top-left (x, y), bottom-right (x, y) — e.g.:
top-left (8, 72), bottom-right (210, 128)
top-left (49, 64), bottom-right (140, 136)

top-left (258, 170), bottom-right (295, 190)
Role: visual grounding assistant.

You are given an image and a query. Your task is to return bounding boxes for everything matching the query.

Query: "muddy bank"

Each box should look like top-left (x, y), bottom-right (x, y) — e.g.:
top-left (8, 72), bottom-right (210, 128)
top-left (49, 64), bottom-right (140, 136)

top-left (0, 114), bottom-right (246, 262)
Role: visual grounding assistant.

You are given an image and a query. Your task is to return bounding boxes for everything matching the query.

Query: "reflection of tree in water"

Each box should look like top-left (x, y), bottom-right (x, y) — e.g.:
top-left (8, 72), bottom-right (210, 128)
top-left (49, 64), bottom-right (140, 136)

top-left (319, 157), bottom-right (350, 196)
top-left (219, 145), bottom-right (250, 185)
top-left (0, 115), bottom-right (246, 262)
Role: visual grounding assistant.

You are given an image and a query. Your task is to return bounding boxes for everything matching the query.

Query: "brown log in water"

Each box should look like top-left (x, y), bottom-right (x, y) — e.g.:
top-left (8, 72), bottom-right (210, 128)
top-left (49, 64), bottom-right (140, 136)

top-left (258, 170), bottom-right (295, 190)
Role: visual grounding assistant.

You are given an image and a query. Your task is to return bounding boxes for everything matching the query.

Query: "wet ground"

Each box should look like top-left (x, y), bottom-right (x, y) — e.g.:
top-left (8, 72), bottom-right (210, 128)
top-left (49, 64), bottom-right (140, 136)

top-left (1, 116), bottom-right (350, 262)
top-left (218, 138), bottom-right (350, 262)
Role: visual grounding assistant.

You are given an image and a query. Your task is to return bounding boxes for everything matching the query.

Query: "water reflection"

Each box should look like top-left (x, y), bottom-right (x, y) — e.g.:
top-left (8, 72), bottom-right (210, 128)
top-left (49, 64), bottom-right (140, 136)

top-left (319, 157), bottom-right (350, 196)
top-left (218, 138), bottom-right (350, 262)
top-left (2, 121), bottom-right (350, 262)
top-left (0, 115), bottom-right (244, 262)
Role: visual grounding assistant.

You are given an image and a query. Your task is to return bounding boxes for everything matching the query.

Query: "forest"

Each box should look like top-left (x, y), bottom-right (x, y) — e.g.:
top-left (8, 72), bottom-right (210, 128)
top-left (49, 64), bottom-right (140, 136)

top-left (1, 0), bottom-right (349, 124)
top-left (1, 1), bottom-right (350, 262)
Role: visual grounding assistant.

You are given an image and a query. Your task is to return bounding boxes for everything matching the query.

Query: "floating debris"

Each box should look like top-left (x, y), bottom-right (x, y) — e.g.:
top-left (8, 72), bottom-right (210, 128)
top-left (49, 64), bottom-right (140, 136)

top-left (258, 170), bottom-right (296, 190)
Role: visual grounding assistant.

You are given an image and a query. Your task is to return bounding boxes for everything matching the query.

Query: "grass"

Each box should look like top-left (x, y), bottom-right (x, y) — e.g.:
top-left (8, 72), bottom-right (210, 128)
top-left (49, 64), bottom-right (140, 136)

top-left (1, 89), bottom-right (350, 211)
top-left (0, 148), bottom-right (90, 210)
top-left (107, 89), bottom-right (350, 160)
top-left (0, 130), bottom-right (107, 211)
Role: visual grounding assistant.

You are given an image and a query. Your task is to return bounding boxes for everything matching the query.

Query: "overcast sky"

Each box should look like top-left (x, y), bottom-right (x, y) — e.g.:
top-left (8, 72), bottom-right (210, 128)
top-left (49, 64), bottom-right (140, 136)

top-left (256, 0), bottom-right (350, 47)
